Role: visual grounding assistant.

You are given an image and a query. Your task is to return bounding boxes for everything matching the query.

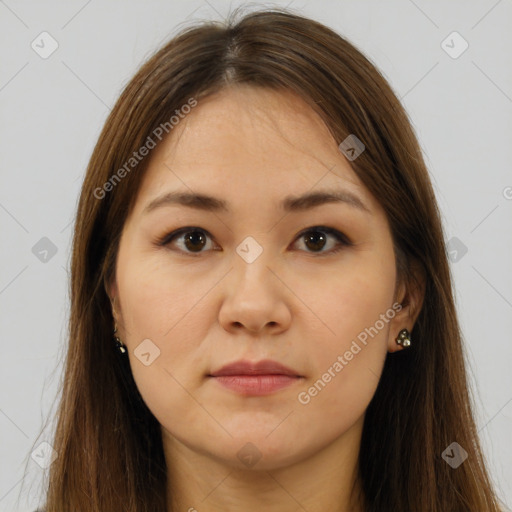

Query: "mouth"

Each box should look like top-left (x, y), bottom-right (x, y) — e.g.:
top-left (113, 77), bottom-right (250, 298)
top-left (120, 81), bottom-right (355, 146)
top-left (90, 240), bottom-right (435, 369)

top-left (207, 359), bottom-right (304, 396)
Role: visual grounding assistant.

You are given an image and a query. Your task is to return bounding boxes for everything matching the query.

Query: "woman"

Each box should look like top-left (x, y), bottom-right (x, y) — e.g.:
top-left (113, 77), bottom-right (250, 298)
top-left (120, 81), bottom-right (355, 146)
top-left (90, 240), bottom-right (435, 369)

top-left (32, 6), bottom-right (504, 512)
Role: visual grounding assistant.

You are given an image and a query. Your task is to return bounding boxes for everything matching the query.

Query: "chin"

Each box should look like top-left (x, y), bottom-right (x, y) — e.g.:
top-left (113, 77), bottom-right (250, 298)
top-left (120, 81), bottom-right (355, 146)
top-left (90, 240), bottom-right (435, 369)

top-left (205, 430), bottom-right (311, 471)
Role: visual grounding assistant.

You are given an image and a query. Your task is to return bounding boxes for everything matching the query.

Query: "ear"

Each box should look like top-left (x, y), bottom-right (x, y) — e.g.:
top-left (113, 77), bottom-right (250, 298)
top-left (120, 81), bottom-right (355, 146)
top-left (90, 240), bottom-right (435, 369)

top-left (387, 261), bottom-right (425, 353)
top-left (104, 275), bottom-right (119, 322)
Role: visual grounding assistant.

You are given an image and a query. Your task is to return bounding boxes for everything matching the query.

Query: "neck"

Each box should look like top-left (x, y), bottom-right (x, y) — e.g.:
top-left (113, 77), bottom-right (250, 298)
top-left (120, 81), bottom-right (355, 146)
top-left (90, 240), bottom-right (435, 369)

top-left (164, 417), bottom-right (365, 512)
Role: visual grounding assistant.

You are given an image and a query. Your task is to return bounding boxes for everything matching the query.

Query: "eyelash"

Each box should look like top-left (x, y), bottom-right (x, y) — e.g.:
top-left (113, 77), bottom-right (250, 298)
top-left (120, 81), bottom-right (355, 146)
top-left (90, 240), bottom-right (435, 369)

top-left (156, 226), bottom-right (353, 257)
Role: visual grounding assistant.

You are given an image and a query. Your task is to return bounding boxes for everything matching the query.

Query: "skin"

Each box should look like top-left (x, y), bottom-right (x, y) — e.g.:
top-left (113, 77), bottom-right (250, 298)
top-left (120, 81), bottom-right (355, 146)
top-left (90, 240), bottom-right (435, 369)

top-left (107, 85), bottom-right (424, 512)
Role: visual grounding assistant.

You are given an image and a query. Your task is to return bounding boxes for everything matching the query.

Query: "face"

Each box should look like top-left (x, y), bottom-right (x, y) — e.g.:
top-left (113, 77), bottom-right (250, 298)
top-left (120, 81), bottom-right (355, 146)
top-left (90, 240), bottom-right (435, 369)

top-left (109, 85), bottom-right (414, 471)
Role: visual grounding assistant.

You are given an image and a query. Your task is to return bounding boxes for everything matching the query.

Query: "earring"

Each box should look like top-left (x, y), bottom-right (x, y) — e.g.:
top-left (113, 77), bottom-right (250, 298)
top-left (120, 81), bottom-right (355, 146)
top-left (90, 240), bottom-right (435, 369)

top-left (395, 328), bottom-right (412, 348)
top-left (113, 324), bottom-right (127, 354)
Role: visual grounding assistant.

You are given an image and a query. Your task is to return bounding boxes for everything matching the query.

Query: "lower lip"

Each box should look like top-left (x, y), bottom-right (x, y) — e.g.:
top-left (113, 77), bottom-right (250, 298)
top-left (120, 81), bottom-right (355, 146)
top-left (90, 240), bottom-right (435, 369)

top-left (210, 375), bottom-right (301, 395)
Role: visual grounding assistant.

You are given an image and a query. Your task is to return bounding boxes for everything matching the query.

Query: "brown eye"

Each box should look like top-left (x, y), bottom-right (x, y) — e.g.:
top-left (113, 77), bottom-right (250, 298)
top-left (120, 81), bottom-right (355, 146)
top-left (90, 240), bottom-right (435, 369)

top-left (160, 227), bottom-right (215, 255)
top-left (293, 227), bottom-right (351, 255)
top-left (182, 230), bottom-right (208, 252)
top-left (303, 231), bottom-right (328, 252)
top-left (158, 225), bottom-right (351, 257)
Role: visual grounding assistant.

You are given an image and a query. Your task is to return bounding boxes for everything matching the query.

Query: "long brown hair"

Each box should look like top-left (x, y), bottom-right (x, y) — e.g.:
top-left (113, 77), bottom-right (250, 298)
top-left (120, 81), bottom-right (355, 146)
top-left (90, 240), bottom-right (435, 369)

top-left (28, 6), bottom-right (503, 511)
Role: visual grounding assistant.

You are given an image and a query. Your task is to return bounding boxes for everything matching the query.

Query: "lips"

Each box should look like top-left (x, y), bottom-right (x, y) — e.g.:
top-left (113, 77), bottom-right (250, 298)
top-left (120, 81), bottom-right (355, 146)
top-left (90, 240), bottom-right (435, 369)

top-left (208, 359), bottom-right (302, 377)
top-left (208, 359), bottom-right (303, 395)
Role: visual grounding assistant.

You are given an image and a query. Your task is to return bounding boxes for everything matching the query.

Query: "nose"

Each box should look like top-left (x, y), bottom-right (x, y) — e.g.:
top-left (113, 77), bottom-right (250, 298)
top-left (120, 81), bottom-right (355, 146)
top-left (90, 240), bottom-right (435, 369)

top-left (218, 247), bottom-right (292, 335)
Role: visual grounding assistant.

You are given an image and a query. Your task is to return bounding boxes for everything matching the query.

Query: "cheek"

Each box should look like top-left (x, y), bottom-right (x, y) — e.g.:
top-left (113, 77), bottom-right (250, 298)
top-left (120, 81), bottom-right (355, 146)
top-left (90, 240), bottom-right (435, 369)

top-left (119, 267), bottom-right (214, 385)
top-left (117, 241), bottom-right (212, 344)
top-left (115, 245), bottom-right (226, 422)
top-left (295, 249), bottom-right (395, 361)
top-left (292, 250), bottom-right (395, 420)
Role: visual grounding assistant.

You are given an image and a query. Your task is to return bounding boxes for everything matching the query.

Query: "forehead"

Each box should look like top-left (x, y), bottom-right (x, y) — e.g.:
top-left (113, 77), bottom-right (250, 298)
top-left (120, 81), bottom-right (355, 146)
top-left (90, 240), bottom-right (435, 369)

top-left (131, 85), bottom-right (378, 217)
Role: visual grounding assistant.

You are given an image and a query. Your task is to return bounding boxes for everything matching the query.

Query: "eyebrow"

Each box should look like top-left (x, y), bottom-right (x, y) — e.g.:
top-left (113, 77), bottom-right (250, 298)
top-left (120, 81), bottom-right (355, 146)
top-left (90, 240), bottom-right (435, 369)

top-left (143, 189), bottom-right (371, 215)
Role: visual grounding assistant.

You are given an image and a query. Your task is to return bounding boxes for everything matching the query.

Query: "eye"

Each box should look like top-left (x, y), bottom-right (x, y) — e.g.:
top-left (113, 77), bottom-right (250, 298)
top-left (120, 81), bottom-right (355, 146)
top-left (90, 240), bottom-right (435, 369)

top-left (157, 226), bottom-right (352, 256)
top-left (157, 227), bottom-right (217, 256)
top-left (292, 226), bottom-right (352, 255)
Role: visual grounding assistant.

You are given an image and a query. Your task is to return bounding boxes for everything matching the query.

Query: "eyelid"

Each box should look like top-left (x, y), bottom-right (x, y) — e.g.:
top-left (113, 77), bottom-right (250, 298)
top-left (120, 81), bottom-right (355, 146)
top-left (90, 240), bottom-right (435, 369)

top-left (156, 225), bottom-right (353, 255)
top-left (295, 225), bottom-right (352, 246)
top-left (157, 226), bottom-right (215, 248)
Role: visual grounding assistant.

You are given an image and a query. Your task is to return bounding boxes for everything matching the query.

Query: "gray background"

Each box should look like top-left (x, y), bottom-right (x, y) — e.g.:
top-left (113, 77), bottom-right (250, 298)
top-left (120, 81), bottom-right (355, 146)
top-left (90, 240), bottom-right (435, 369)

top-left (1, 0), bottom-right (511, 510)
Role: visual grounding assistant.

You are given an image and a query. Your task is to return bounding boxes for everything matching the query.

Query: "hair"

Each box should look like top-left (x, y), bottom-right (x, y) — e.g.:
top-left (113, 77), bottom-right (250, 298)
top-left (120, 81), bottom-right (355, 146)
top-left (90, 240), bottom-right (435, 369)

top-left (26, 6), bottom-right (504, 512)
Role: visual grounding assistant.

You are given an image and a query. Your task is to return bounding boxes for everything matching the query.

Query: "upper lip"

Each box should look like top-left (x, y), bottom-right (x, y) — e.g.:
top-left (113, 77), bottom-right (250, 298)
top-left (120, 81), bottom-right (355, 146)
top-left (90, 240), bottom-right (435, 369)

top-left (209, 359), bottom-right (302, 377)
